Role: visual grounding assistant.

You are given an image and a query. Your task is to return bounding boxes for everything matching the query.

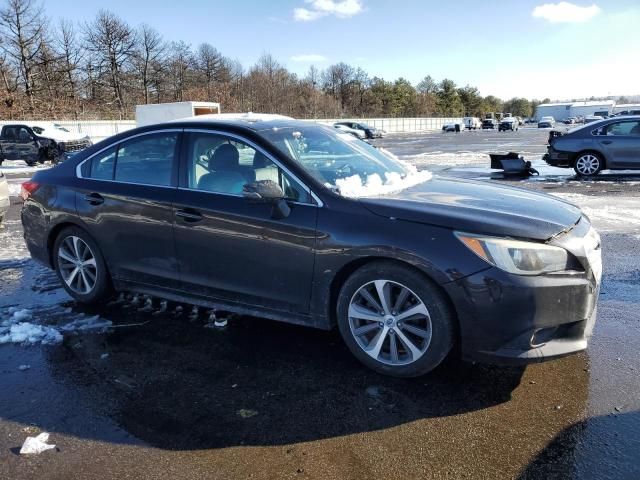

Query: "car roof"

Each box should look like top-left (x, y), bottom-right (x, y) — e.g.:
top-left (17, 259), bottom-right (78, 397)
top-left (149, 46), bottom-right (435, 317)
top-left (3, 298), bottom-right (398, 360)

top-left (166, 114), bottom-right (323, 133)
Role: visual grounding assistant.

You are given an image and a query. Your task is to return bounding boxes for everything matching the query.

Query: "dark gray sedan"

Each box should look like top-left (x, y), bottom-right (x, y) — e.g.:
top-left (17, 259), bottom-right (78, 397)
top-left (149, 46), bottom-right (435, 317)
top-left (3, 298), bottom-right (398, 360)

top-left (545, 115), bottom-right (640, 176)
top-left (21, 118), bottom-right (602, 377)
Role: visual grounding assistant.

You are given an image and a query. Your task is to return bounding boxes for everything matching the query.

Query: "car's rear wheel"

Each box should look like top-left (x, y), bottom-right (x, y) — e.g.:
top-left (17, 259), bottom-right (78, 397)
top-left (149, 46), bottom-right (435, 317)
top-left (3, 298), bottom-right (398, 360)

top-left (53, 227), bottom-right (113, 303)
top-left (574, 152), bottom-right (603, 176)
top-left (337, 261), bottom-right (454, 377)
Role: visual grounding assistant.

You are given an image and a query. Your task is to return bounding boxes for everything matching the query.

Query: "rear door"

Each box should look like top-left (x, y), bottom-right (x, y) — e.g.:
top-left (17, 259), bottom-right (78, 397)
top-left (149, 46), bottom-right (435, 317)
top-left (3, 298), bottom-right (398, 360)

top-left (597, 120), bottom-right (640, 168)
top-left (75, 130), bottom-right (182, 287)
top-left (173, 129), bottom-right (318, 313)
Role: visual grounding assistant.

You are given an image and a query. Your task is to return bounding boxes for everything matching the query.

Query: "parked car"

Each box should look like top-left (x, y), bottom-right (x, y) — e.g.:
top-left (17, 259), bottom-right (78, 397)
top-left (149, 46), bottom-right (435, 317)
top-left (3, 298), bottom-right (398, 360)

top-left (482, 119), bottom-right (498, 129)
top-left (0, 122), bottom-right (92, 166)
top-left (612, 109), bottom-right (640, 117)
top-left (334, 122), bottom-right (383, 139)
top-left (584, 115), bottom-right (603, 124)
top-left (0, 169), bottom-right (8, 225)
top-left (563, 117), bottom-right (577, 125)
top-left (498, 117), bottom-right (519, 132)
top-left (334, 124), bottom-right (366, 139)
top-left (538, 116), bottom-right (555, 128)
top-left (442, 121), bottom-right (463, 132)
top-left (544, 116), bottom-right (640, 176)
top-left (21, 117), bottom-right (602, 377)
top-left (463, 117), bottom-right (481, 130)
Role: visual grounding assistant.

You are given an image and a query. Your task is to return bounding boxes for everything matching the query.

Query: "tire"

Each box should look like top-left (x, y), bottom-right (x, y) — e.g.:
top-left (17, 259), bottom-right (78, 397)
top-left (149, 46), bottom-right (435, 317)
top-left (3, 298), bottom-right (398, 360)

top-left (336, 261), bottom-right (454, 377)
top-left (53, 226), bottom-right (113, 304)
top-left (573, 152), bottom-right (604, 177)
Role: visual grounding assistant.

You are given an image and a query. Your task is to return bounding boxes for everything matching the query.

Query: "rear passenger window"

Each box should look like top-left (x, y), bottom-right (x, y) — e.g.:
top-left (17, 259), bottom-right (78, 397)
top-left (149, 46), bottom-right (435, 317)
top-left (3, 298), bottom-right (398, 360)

top-left (114, 133), bottom-right (178, 186)
top-left (89, 147), bottom-right (116, 180)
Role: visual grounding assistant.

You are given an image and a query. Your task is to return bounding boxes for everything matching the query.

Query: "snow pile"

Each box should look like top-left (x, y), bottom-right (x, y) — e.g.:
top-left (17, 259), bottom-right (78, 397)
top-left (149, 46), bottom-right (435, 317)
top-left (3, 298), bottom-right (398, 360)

top-left (335, 170), bottom-right (432, 198)
top-left (333, 151), bottom-right (433, 198)
top-left (0, 307), bottom-right (112, 346)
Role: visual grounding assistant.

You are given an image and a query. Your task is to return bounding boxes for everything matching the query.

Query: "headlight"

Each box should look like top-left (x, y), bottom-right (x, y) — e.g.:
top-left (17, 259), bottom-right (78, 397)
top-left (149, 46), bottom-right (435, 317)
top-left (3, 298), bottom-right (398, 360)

top-left (455, 232), bottom-right (579, 276)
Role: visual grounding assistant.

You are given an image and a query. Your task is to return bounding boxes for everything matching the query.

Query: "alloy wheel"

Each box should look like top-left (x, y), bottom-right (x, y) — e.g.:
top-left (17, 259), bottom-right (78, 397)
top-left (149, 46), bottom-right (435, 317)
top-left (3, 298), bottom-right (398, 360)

top-left (57, 236), bottom-right (98, 294)
top-left (575, 154), bottom-right (600, 175)
top-left (348, 280), bottom-right (432, 366)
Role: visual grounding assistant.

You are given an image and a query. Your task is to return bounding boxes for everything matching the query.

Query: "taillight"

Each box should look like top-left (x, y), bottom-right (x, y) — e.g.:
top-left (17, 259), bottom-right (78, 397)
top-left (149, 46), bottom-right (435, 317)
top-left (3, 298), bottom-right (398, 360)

top-left (21, 181), bottom-right (40, 201)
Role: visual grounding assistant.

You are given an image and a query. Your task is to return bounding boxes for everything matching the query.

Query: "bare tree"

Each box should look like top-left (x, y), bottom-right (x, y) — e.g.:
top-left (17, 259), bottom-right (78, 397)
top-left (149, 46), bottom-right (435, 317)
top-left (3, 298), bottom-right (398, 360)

top-left (134, 23), bottom-right (164, 104)
top-left (56, 20), bottom-right (82, 106)
top-left (0, 0), bottom-right (45, 108)
top-left (165, 41), bottom-right (193, 102)
top-left (196, 42), bottom-right (226, 100)
top-left (83, 10), bottom-right (136, 115)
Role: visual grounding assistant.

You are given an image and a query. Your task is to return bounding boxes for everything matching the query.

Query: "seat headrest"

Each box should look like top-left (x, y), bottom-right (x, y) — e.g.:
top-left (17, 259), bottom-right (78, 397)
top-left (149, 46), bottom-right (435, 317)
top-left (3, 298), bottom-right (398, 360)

top-left (210, 144), bottom-right (239, 171)
top-left (253, 151), bottom-right (271, 169)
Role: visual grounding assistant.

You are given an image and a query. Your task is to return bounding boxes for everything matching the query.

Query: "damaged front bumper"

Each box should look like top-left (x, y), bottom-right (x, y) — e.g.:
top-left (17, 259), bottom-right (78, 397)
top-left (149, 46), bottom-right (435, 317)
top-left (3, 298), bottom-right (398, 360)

top-left (444, 217), bottom-right (601, 365)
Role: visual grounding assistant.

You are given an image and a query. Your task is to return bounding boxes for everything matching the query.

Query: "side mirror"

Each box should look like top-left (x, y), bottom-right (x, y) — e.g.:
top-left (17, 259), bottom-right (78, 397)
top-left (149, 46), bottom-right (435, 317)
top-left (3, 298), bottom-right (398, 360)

top-left (243, 180), bottom-right (291, 219)
top-left (243, 180), bottom-right (285, 203)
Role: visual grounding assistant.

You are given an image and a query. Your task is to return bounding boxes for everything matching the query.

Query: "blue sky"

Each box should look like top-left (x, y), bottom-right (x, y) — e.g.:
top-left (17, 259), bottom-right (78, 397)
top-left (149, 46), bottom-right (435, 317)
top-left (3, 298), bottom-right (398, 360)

top-left (45, 0), bottom-right (640, 100)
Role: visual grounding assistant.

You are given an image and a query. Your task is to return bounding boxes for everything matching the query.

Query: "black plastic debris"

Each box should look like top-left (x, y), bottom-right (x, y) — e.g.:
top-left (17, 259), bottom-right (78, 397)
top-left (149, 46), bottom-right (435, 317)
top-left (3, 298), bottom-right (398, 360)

top-left (490, 152), bottom-right (539, 177)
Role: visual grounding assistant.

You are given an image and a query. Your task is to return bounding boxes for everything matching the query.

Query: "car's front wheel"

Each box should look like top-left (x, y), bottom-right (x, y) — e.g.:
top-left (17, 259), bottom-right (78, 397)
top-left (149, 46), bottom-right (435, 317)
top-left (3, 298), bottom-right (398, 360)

top-left (337, 261), bottom-right (454, 377)
top-left (53, 226), bottom-right (113, 303)
top-left (574, 152), bottom-right (603, 176)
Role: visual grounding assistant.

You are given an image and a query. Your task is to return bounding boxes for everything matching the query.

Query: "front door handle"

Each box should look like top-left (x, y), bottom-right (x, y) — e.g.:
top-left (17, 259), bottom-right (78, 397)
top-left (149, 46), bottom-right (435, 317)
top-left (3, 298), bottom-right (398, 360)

top-left (175, 209), bottom-right (203, 222)
top-left (601, 140), bottom-right (612, 145)
top-left (84, 192), bottom-right (104, 205)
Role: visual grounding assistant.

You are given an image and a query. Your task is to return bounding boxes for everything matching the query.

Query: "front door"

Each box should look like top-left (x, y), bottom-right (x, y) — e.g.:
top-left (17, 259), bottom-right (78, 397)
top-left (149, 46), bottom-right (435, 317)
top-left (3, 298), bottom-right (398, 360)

top-left (173, 130), bottom-right (318, 313)
top-left (75, 130), bottom-right (181, 287)
top-left (15, 126), bottom-right (40, 163)
top-left (598, 120), bottom-right (640, 168)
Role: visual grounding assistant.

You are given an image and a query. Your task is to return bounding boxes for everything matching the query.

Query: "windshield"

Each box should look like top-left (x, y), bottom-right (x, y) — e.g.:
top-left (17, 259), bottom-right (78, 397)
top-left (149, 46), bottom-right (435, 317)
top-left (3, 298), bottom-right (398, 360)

top-left (259, 125), bottom-right (431, 198)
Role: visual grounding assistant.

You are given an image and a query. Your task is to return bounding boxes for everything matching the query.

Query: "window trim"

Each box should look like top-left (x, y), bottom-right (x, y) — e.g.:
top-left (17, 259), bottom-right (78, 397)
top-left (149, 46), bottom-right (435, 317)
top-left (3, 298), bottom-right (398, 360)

top-left (181, 128), bottom-right (323, 207)
top-left (75, 129), bottom-right (182, 189)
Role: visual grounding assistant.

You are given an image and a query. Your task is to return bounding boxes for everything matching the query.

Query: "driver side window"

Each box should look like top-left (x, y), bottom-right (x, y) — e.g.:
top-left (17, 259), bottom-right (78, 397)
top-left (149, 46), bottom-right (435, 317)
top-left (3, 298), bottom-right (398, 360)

top-left (184, 132), bottom-right (311, 203)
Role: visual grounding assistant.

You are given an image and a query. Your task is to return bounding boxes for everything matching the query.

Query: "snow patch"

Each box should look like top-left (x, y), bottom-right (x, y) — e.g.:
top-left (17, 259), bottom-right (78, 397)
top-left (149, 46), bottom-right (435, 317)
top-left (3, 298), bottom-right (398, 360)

top-left (0, 322), bottom-right (63, 345)
top-left (0, 307), bottom-right (112, 346)
top-left (8, 182), bottom-right (22, 197)
top-left (550, 192), bottom-right (640, 232)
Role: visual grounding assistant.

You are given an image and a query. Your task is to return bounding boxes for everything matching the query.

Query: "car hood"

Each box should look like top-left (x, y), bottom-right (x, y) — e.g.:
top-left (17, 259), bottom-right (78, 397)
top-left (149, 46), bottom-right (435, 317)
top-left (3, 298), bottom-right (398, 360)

top-left (357, 176), bottom-right (582, 240)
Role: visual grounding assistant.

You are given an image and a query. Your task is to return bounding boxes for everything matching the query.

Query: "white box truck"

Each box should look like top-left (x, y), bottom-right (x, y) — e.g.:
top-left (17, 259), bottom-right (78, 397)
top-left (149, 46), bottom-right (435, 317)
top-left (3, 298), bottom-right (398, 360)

top-left (135, 101), bottom-right (221, 127)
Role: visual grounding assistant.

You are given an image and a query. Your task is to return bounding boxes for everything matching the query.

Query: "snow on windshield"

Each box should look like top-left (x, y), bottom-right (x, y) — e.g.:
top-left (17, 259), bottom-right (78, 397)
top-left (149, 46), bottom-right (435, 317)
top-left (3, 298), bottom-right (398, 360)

top-left (333, 149), bottom-right (432, 198)
top-left (262, 126), bottom-right (433, 199)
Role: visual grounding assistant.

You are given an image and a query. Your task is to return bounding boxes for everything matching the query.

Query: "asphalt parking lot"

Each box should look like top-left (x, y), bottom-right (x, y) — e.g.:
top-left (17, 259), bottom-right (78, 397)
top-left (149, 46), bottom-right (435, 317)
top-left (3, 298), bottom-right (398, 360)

top-left (1, 128), bottom-right (639, 479)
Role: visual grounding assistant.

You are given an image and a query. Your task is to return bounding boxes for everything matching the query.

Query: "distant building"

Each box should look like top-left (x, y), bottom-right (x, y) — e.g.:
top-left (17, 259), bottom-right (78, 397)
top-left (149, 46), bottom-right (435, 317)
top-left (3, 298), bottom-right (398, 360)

top-left (535, 100), bottom-right (616, 121)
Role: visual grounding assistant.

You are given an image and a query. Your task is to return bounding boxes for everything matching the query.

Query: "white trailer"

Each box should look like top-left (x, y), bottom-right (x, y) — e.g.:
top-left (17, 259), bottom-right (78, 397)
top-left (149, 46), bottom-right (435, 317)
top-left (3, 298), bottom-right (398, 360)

top-left (135, 101), bottom-right (221, 127)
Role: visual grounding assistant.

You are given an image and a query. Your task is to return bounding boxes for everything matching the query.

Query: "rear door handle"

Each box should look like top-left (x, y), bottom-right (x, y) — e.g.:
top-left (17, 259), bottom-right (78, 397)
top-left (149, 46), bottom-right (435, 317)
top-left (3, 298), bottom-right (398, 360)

top-left (175, 209), bottom-right (203, 222)
top-left (601, 140), bottom-right (612, 145)
top-left (84, 193), bottom-right (104, 205)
